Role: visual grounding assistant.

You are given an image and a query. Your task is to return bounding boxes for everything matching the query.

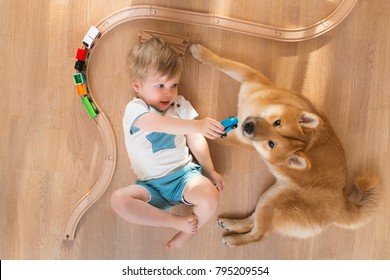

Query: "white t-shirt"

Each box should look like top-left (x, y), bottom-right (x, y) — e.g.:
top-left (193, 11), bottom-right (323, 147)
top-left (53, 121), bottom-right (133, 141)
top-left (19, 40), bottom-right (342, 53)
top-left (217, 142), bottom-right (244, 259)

top-left (123, 95), bottom-right (199, 181)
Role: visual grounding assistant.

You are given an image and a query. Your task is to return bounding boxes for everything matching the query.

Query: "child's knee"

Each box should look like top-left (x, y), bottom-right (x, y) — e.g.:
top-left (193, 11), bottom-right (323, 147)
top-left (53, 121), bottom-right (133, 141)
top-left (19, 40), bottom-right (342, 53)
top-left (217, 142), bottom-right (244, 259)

top-left (110, 186), bottom-right (150, 213)
top-left (201, 185), bottom-right (220, 211)
top-left (110, 189), bottom-right (135, 214)
top-left (184, 178), bottom-right (220, 210)
top-left (110, 190), bottom-right (125, 213)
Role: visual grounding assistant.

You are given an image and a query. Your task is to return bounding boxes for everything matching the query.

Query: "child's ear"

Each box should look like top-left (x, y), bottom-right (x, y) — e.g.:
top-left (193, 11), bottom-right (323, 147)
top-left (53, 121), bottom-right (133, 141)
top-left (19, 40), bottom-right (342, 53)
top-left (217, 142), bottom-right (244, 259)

top-left (131, 80), bottom-right (141, 93)
top-left (285, 151), bottom-right (311, 170)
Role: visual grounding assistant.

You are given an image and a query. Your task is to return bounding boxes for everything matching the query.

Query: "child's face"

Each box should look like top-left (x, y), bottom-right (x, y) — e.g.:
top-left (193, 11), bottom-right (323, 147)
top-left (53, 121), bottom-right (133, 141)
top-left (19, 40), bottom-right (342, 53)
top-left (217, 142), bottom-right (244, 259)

top-left (132, 72), bottom-right (181, 111)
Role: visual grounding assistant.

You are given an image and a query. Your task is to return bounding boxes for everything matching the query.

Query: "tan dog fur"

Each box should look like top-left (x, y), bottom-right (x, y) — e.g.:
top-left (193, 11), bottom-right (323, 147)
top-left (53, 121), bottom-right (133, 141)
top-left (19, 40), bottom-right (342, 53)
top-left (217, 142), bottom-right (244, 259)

top-left (190, 44), bottom-right (381, 247)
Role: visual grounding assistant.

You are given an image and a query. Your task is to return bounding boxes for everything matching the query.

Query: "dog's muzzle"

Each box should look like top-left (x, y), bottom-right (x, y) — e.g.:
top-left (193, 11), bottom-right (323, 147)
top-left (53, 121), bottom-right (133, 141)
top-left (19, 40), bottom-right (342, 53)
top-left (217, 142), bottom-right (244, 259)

top-left (242, 116), bottom-right (269, 139)
top-left (243, 120), bottom-right (255, 135)
top-left (242, 116), bottom-right (259, 138)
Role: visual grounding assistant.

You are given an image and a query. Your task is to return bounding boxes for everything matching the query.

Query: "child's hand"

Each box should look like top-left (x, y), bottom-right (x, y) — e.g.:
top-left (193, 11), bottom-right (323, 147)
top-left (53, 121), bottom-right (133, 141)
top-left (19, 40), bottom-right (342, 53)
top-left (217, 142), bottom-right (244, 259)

top-left (197, 118), bottom-right (225, 139)
top-left (209, 171), bottom-right (226, 191)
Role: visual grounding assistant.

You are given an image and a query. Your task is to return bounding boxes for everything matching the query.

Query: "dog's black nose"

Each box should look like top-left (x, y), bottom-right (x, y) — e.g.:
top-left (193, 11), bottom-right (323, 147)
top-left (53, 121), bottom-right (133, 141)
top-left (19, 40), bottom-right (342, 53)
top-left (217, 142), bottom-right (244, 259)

top-left (243, 121), bottom-right (255, 134)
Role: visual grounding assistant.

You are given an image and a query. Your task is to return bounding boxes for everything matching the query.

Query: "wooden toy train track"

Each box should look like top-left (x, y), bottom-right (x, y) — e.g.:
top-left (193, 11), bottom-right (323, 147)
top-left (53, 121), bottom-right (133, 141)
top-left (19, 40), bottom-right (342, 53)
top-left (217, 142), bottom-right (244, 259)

top-left (65, 1), bottom-right (358, 240)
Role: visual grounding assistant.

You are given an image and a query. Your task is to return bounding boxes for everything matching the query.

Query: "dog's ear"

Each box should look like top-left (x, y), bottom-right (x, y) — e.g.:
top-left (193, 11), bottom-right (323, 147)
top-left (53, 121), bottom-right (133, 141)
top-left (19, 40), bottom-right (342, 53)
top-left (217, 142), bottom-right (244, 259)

top-left (300, 112), bottom-right (322, 130)
top-left (285, 151), bottom-right (311, 170)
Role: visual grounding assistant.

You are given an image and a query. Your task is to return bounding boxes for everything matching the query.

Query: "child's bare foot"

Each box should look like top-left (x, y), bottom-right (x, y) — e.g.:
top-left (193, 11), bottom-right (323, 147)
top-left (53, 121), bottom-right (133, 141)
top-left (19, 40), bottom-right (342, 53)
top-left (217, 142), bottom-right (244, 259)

top-left (168, 214), bottom-right (198, 233)
top-left (166, 231), bottom-right (193, 248)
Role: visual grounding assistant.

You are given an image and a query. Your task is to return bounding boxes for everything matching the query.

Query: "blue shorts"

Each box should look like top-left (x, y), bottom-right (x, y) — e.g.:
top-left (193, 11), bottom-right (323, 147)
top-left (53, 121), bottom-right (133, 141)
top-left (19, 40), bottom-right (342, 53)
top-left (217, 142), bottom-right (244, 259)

top-left (136, 164), bottom-right (202, 210)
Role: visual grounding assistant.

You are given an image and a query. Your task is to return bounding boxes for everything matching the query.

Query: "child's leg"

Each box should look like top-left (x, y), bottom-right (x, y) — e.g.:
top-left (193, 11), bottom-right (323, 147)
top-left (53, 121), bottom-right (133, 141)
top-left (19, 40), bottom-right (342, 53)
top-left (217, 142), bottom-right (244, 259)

top-left (166, 176), bottom-right (219, 248)
top-left (110, 185), bottom-right (198, 233)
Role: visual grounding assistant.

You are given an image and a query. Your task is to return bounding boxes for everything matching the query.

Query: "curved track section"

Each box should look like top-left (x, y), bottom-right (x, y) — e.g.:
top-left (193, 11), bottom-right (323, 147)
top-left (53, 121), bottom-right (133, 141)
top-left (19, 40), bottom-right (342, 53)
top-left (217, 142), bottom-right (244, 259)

top-left (64, 0), bottom-right (358, 240)
top-left (96, 1), bottom-right (358, 42)
top-left (63, 112), bottom-right (116, 240)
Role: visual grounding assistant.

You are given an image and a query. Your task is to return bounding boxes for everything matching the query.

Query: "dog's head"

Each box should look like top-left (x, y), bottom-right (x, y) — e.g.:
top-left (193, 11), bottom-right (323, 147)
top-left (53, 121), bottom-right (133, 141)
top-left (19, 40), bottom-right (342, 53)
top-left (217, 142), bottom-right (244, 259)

top-left (241, 104), bottom-right (322, 170)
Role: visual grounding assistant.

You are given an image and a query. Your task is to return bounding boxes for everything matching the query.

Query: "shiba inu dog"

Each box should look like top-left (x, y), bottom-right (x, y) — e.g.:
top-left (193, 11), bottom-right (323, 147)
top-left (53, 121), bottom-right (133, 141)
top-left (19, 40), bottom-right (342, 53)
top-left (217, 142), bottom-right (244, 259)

top-left (190, 44), bottom-right (381, 247)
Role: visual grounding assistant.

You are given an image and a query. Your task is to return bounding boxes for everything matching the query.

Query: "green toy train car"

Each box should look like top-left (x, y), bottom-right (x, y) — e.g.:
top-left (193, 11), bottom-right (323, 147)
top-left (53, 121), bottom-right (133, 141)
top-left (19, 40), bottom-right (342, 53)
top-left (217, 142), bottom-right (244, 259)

top-left (81, 96), bottom-right (98, 118)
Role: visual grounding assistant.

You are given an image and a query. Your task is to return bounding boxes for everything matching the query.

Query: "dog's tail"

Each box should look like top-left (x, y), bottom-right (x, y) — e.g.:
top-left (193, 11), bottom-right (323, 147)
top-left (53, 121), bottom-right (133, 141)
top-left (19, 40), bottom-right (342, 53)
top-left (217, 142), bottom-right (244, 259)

top-left (336, 173), bottom-right (381, 229)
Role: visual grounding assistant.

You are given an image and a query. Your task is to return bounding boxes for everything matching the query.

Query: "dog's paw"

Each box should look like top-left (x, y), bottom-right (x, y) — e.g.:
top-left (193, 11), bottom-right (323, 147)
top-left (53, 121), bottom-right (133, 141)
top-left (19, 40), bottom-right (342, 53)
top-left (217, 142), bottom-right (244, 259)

top-left (189, 44), bottom-right (211, 63)
top-left (221, 236), bottom-right (238, 248)
top-left (218, 217), bottom-right (254, 234)
top-left (217, 218), bottom-right (232, 231)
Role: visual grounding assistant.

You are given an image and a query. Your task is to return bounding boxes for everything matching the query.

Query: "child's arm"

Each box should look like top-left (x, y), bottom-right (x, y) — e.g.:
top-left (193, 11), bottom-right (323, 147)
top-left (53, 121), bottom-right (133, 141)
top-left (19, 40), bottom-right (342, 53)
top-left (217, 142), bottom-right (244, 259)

top-left (186, 133), bottom-right (225, 191)
top-left (135, 113), bottom-right (225, 139)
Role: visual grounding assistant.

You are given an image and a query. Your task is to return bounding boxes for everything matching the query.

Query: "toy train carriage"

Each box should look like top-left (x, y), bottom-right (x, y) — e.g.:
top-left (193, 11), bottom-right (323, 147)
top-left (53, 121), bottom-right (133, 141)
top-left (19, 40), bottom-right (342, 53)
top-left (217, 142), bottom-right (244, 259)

top-left (74, 48), bottom-right (88, 71)
top-left (81, 96), bottom-right (98, 118)
top-left (82, 26), bottom-right (101, 49)
top-left (74, 26), bottom-right (100, 71)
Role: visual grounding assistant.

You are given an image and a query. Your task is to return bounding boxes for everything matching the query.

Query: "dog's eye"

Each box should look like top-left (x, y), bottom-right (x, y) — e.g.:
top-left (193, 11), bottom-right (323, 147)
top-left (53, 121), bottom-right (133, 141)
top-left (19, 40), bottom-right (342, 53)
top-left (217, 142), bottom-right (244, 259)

top-left (268, 140), bottom-right (275, 149)
top-left (273, 120), bottom-right (281, 127)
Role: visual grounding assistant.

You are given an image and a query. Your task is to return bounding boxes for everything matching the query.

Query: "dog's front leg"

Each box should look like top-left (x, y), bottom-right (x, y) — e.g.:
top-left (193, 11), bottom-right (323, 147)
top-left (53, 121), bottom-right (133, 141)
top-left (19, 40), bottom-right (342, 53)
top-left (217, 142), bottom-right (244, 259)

top-left (190, 44), bottom-right (272, 86)
top-left (222, 229), bottom-right (266, 248)
top-left (217, 214), bottom-right (254, 233)
top-left (222, 205), bottom-right (272, 247)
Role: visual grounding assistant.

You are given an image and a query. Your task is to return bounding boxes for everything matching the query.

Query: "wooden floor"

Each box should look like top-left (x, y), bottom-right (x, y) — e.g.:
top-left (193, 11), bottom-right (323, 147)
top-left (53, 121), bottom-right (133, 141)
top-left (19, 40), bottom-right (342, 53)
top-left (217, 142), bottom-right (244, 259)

top-left (1, 0), bottom-right (389, 260)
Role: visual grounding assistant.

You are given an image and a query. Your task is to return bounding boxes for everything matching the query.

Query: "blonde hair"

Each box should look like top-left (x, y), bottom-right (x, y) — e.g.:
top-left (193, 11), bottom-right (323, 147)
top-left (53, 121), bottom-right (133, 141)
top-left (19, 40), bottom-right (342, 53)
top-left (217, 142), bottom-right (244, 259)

top-left (127, 37), bottom-right (183, 83)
